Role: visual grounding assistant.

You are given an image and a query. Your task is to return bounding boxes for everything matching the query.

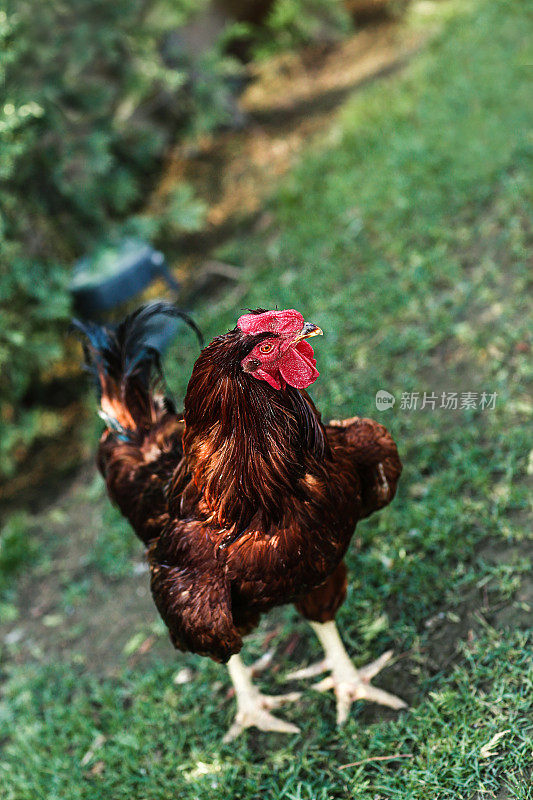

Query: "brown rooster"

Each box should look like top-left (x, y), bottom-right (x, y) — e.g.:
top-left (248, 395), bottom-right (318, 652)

top-left (77, 302), bottom-right (405, 740)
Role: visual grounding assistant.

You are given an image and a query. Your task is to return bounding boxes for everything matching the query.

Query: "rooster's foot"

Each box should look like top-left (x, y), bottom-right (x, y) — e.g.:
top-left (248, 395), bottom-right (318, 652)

top-left (286, 621), bottom-right (407, 725)
top-left (223, 689), bottom-right (302, 742)
top-left (224, 653), bottom-right (301, 742)
top-left (312, 649), bottom-right (407, 725)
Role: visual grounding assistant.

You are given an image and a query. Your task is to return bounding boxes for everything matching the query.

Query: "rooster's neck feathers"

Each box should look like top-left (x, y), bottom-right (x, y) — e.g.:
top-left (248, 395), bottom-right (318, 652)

top-left (177, 329), bottom-right (330, 532)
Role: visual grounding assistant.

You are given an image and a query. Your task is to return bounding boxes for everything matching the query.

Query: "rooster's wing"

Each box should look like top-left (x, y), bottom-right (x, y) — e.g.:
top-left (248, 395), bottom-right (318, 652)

top-left (149, 521), bottom-right (243, 663)
top-left (325, 416), bottom-right (402, 519)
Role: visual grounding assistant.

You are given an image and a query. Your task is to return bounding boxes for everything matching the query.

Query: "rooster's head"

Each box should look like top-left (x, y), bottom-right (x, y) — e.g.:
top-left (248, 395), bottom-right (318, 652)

top-left (237, 308), bottom-right (322, 390)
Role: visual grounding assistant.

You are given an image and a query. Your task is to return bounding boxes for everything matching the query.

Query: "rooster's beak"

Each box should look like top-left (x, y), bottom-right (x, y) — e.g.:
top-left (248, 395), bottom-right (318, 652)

top-left (292, 321), bottom-right (323, 344)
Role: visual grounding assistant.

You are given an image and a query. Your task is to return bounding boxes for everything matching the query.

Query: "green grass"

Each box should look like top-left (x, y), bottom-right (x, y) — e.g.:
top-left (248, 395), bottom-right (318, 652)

top-left (1, 629), bottom-right (531, 799)
top-left (0, 512), bottom-right (38, 623)
top-left (1, 0), bottom-right (532, 797)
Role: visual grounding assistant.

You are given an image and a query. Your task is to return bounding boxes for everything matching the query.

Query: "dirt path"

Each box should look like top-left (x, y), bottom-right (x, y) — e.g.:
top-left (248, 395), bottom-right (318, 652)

top-left (0, 466), bottom-right (175, 676)
top-left (149, 21), bottom-right (425, 283)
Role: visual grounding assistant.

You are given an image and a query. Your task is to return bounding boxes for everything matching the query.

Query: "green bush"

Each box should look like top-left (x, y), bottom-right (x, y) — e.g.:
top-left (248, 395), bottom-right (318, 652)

top-left (234, 0), bottom-right (352, 60)
top-left (261, 0), bottom-right (351, 53)
top-left (0, 0), bottom-right (234, 480)
top-left (0, 0), bottom-right (354, 482)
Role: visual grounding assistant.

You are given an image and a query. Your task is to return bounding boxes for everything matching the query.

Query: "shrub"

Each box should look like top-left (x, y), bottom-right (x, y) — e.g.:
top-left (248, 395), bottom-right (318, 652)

top-left (0, 0), bottom-right (232, 480)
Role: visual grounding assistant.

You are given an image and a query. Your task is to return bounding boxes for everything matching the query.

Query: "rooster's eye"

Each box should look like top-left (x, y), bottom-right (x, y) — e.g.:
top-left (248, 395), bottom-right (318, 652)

top-left (259, 342), bottom-right (274, 354)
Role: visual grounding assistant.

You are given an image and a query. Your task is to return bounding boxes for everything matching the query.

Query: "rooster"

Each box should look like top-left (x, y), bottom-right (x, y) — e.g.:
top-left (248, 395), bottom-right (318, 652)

top-left (77, 302), bottom-right (405, 740)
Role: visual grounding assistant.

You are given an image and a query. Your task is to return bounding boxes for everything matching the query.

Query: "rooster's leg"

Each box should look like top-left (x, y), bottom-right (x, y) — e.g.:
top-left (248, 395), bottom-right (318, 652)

top-left (287, 621), bottom-right (407, 725)
top-left (223, 654), bottom-right (301, 742)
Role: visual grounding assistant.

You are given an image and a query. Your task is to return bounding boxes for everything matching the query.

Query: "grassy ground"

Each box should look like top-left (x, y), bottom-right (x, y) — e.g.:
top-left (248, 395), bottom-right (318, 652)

top-left (1, 0), bottom-right (532, 797)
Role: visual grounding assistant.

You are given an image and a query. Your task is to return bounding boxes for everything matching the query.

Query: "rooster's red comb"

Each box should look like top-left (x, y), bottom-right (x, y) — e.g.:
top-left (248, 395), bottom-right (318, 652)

top-left (237, 309), bottom-right (304, 337)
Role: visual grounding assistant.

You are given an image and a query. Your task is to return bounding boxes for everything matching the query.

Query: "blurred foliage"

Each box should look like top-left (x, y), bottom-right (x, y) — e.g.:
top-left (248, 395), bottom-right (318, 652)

top-left (265, 0), bottom-right (351, 45)
top-left (245, 0), bottom-right (352, 59)
top-left (0, 0), bottom-right (357, 483)
top-left (0, 0), bottom-right (238, 480)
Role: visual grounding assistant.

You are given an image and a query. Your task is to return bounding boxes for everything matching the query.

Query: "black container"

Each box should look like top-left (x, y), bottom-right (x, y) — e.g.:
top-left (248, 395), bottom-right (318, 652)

top-left (70, 239), bottom-right (180, 318)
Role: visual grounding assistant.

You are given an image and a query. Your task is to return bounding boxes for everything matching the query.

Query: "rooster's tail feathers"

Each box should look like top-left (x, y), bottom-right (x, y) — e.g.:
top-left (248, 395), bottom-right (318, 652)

top-left (73, 302), bottom-right (202, 436)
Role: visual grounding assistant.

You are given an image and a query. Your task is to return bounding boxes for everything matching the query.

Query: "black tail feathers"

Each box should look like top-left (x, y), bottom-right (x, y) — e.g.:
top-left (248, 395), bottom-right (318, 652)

top-left (73, 302), bottom-right (202, 435)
